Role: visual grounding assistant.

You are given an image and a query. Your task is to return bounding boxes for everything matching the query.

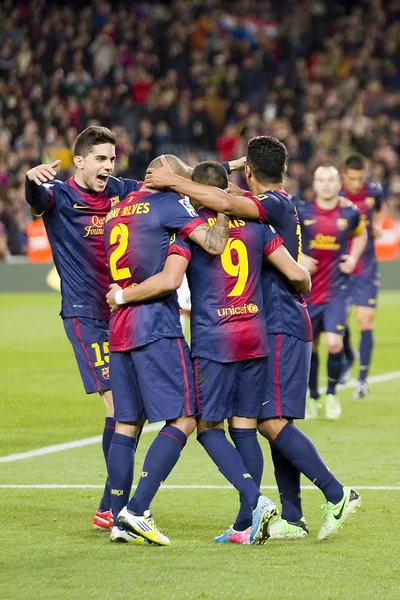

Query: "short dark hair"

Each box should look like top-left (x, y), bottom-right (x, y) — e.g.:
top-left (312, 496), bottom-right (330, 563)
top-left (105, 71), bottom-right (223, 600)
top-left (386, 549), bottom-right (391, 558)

top-left (246, 136), bottom-right (288, 184)
top-left (74, 126), bottom-right (117, 157)
top-left (192, 161), bottom-right (228, 190)
top-left (344, 154), bottom-right (365, 171)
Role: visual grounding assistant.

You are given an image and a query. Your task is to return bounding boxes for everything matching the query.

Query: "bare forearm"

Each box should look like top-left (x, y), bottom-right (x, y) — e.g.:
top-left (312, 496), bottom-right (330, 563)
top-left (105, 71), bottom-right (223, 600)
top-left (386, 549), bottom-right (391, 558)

top-left (122, 274), bottom-right (177, 304)
top-left (350, 229), bottom-right (367, 263)
top-left (190, 213), bottom-right (229, 254)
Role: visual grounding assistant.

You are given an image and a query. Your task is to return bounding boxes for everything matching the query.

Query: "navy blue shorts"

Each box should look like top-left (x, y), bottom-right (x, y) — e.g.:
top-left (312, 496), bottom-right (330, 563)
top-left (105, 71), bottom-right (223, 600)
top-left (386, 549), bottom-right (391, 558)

top-left (63, 317), bottom-right (110, 394)
top-left (258, 334), bottom-right (311, 420)
top-left (349, 270), bottom-right (380, 308)
top-left (193, 357), bottom-right (268, 422)
top-left (307, 295), bottom-right (350, 338)
top-left (110, 337), bottom-right (197, 423)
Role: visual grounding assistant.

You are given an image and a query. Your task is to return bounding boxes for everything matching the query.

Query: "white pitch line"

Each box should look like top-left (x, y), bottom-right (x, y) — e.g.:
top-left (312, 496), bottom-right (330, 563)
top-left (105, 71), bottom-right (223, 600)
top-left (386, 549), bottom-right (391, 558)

top-left (0, 423), bottom-right (161, 463)
top-left (1, 369), bottom-right (399, 464)
top-left (0, 484), bottom-right (399, 491)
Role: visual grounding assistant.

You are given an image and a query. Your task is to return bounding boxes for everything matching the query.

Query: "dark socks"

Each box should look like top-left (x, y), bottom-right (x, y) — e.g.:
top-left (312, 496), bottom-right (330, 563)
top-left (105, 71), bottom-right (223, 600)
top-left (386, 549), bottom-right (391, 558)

top-left (343, 326), bottom-right (354, 364)
top-left (309, 352), bottom-right (319, 399)
top-left (359, 330), bottom-right (373, 383)
top-left (327, 350), bottom-right (344, 395)
top-left (198, 428), bottom-right (261, 511)
top-left (107, 432), bottom-right (136, 522)
top-left (270, 443), bottom-right (303, 522)
top-left (127, 425), bottom-right (187, 515)
top-left (229, 427), bottom-right (264, 531)
top-left (273, 423), bottom-right (343, 505)
top-left (98, 417), bottom-right (115, 512)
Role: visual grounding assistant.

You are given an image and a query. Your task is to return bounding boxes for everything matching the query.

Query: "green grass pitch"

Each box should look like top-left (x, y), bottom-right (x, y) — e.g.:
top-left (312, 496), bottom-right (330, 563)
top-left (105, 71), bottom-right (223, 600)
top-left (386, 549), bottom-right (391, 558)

top-left (1, 291), bottom-right (400, 599)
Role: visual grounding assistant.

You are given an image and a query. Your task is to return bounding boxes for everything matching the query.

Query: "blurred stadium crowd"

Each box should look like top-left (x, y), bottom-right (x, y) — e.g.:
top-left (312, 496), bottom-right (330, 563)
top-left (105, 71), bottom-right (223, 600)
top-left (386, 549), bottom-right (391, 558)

top-left (0, 0), bottom-right (399, 256)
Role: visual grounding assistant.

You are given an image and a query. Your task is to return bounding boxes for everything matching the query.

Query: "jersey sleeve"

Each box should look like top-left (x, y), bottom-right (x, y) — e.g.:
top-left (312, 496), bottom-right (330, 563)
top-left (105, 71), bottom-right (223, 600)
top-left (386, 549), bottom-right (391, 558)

top-left (106, 176), bottom-right (141, 198)
top-left (25, 179), bottom-right (54, 216)
top-left (262, 224), bottom-right (284, 259)
top-left (243, 192), bottom-right (267, 221)
top-left (348, 206), bottom-right (363, 236)
top-left (167, 233), bottom-right (192, 262)
top-left (160, 193), bottom-right (206, 239)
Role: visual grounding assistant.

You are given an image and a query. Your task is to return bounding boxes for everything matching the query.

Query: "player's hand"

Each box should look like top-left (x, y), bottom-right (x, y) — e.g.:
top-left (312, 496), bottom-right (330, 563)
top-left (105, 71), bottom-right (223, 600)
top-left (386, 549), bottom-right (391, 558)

top-left (339, 254), bottom-right (356, 274)
top-left (300, 254), bottom-right (319, 274)
top-left (228, 156), bottom-right (246, 171)
top-left (145, 155), bottom-right (174, 189)
top-left (26, 160), bottom-right (61, 185)
top-left (106, 283), bottom-right (122, 312)
top-left (371, 224), bottom-right (382, 239)
top-left (338, 196), bottom-right (353, 208)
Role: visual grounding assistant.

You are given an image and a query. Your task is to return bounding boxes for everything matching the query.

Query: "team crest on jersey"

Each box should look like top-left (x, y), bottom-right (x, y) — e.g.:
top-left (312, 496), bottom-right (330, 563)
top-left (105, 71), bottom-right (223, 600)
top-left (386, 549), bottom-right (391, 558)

top-left (110, 196), bottom-right (120, 207)
top-left (102, 367), bottom-right (110, 380)
top-left (336, 218), bottom-right (348, 231)
top-left (179, 196), bottom-right (198, 217)
top-left (365, 196), bottom-right (375, 208)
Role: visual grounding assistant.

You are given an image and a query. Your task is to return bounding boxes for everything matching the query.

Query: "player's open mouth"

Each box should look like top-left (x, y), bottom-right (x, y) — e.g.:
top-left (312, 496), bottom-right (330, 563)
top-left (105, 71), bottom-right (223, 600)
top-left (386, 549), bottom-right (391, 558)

top-left (96, 174), bottom-right (109, 185)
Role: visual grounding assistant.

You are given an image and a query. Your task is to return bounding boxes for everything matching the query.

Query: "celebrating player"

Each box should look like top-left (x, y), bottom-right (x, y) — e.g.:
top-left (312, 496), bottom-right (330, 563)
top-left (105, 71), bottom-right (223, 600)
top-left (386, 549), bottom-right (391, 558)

top-left (25, 126), bottom-right (144, 530)
top-left (145, 139), bottom-right (362, 541)
top-left (340, 154), bottom-right (384, 398)
top-left (298, 165), bottom-right (367, 418)
top-left (103, 157), bottom-right (230, 545)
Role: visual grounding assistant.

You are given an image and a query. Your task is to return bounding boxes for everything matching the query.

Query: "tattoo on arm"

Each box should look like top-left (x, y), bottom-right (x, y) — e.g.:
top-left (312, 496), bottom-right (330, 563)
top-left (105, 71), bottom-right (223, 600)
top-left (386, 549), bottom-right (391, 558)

top-left (193, 214), bottom-right (230, 253)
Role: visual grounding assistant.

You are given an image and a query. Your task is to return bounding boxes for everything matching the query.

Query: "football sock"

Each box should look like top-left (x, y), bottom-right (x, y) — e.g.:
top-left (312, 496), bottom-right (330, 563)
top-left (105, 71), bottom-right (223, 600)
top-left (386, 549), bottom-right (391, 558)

top-left (273, 423), bottom-right (343, 505)
top-left (229, 427), bottom-right (264, 531)
top-left (198, 428), bottom-right (261, 510)
top-left (98, 417), bottom-right (115, 512)
top-left (309, 352), bottom-right (319, 399)
top-left (127, 425), bottom-right (187, 515)
top-left (343, 326), bottom-right (354, 364)
top-left (359, 330), bottom-right (373, 383)
top-left (107, 432), bottom-right (136, 521)
top-left (270, 443), bottom-right (302, 522)
top-left (327, 350), bottom-right (343, 395)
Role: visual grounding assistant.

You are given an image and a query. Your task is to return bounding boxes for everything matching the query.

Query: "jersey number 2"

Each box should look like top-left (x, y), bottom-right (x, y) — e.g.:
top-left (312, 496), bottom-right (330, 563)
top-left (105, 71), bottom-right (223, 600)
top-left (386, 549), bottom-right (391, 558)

top-left (109, 223), bottom-right (131, 281)
top-left (221, 238), bottom-right (249, 297)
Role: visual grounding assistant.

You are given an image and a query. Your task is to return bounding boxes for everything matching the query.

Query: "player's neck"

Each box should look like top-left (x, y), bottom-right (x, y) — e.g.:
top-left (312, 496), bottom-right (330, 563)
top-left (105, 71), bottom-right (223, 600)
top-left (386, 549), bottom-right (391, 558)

top-left (250, 180), bottom-right (283, 195)
top-left (316, 197), bottom-right (339, 210)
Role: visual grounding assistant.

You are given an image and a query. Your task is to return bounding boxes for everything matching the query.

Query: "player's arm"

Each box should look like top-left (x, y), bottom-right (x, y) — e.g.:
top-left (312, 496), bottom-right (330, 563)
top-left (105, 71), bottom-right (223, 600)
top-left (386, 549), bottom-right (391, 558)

top-left (187, 212), bottom-right (230, 255)
top-left (339, 214), bottom-right (368, 274)
top-left (266, 245), bottom-right (312, 293)
top-left (145, 158), bottom-right (260, 219)
top-left (0, 226), bottom-right (7, 259)
top-left (25, 160), bottom-right (61, 215)
top-left (300, 254), bottom-right (319, 274)
top-left (106, 254), bottom-right (189, 312)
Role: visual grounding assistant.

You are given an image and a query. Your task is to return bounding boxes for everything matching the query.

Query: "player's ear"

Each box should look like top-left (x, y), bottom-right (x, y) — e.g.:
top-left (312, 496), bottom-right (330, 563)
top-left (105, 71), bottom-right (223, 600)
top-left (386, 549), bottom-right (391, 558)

top-left (284, 164), bottom-right (288, 175)
top-left (74, 155), bottom-right (85, 169)
top-left (245, 164), bottom-right (252, 180)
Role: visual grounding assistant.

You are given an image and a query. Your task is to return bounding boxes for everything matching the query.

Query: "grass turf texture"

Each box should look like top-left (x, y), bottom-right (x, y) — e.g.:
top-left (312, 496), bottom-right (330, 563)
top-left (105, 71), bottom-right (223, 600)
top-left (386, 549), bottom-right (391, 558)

top-left (1, 291), bottom-right (400, 599)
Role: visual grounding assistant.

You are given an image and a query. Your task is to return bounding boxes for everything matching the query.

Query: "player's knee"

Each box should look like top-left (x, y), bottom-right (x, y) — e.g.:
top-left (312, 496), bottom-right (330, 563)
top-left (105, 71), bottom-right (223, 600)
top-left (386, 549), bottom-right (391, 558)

top-left (358, 316), bottom-right (374, 331)
top-left (326, 336), bottom-right (343, 354)
top-left (257, 417), bottom-right (287, 442)
top-left (169, 415), bottom-right (196, 437)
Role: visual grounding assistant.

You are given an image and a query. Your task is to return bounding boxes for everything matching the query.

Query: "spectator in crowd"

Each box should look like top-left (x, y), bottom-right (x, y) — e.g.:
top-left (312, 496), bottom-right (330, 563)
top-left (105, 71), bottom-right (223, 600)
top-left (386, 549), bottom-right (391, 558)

top-left (0, 0), bottom-right (399, 254)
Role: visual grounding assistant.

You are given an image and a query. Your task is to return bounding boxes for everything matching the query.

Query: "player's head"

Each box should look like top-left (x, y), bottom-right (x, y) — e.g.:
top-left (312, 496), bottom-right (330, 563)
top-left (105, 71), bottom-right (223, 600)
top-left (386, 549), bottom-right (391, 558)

top-left (73, 126), bottom-right (117, 192)
top-left (245, 136), bottom-right (288, 189)
top-left (192, 161), bottom-right (228, 190)
top-left (313, 165), bottom-right (341, 202)
top-left (148, 155), bottom-right (192, 179)
top-left (342, 154), bottom-right (366, 195)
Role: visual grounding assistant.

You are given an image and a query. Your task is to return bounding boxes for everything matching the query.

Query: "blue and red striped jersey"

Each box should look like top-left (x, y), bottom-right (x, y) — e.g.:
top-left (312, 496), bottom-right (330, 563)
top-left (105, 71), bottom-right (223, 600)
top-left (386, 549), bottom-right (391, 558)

top-left (246, 189), bottom-right (312, 342)
top-left (169, 208), bottom-right (282, 363)
top-left (104, 190), bottom-right (205, 352)
top-left (25, 176), bottom-right (141, 320)
top-left (340, 181), bottom-right (384, 275)
top-left (298, 200), bottom-right (361, 305)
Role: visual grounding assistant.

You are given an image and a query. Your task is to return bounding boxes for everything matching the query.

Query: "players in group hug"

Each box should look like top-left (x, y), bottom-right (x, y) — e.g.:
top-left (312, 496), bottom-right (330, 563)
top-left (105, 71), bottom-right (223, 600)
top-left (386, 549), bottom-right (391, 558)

top-left (25, 127), bottom-right (362, 546)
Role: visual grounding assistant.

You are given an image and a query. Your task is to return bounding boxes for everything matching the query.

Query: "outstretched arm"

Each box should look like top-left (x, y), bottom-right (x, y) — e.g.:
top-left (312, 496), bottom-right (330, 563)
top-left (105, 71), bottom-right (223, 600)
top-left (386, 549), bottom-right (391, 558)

top-left (106, 254), bottom-right (189, 312)
top-left (145, 157), bottom-right (260, 219)
top-left (25, 160), bottom-right (61, 215)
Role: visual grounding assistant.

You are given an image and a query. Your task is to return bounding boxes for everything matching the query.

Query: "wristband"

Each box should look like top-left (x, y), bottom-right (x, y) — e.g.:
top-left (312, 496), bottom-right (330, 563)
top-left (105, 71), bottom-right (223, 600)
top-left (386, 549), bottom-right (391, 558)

top-left (115, 289), bottom-right (126, 305)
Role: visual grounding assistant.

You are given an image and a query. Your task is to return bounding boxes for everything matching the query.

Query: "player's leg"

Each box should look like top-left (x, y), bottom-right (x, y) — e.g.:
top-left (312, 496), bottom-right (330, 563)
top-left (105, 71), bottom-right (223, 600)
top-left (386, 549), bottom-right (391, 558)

top-left (107, 349), bottom-right (145, 543)
top-left (258, 336), bottom-right (361, 540)
top-left (118, 338), bottom-right (197, 545)
top-left (63, 317), bottom-right (114, 529)
top-left (306, 305), bottom-right (324, 418)
top-left (354, 305), bottom-right (376, 397)
top-left (196, 357), bottom-right (276, 544)
top-left (322, 296), bottom-right (350, 418)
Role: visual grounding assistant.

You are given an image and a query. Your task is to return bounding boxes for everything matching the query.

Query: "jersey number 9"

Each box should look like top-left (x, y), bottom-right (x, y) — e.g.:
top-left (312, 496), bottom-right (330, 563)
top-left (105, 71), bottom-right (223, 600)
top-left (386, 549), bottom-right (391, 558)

top-left (221, 238), bottom-right (249, 297)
